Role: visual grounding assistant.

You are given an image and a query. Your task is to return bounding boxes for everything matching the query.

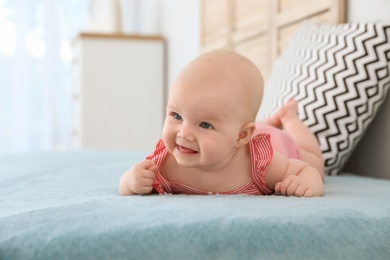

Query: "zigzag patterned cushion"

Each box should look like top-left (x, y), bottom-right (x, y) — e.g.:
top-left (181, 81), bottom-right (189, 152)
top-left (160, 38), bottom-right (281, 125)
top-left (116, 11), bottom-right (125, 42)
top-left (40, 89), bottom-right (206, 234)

top-left (258, 20), bottom-right (390, 176)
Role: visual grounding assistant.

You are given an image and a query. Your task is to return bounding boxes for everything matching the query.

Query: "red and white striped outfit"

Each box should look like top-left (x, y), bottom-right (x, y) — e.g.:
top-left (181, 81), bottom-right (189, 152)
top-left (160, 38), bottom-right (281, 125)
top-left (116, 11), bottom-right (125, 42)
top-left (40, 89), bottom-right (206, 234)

top-left (147, 123), bottom-right (301, 195)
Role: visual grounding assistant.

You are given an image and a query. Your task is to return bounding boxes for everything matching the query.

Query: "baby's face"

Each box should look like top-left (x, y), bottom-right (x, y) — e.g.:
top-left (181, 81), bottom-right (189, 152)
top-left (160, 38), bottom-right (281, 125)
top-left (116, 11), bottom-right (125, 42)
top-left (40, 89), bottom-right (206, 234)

top-left (162, 72), bottom-right (247, 170)
top-left (162, 51), bottom-right (263, 170)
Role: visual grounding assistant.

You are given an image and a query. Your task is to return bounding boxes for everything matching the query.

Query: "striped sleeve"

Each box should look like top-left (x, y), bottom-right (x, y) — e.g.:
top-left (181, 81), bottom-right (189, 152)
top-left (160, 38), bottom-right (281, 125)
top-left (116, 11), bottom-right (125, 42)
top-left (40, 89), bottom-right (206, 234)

top-left (146, 139), bottom-right (172, 194)
top-left (250, 134), bottom-right (274, 195)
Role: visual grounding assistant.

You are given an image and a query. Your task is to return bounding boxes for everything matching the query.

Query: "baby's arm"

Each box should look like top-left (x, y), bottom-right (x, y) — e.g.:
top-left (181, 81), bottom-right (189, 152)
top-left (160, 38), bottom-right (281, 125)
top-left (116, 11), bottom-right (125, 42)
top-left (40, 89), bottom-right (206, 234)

top-left (119, 160), bottom-right (158, 195)
top-left (264, 152), bottom-right (324, 197)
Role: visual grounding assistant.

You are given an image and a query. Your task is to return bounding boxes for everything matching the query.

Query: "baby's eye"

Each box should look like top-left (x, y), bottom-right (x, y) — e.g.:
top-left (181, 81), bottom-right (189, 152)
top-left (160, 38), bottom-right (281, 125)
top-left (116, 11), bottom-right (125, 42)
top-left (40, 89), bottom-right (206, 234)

top-left (172, 112), bottom-right (182, 120)
top-left (200, 122), bottom-right (213, 129)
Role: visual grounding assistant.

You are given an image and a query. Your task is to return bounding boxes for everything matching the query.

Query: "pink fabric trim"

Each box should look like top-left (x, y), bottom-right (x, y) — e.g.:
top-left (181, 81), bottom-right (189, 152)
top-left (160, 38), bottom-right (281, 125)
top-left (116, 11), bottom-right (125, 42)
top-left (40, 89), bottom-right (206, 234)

top-left (146, 134), bottom-right (274, 195)
top-left (254, 122), bottom-right (301, 160)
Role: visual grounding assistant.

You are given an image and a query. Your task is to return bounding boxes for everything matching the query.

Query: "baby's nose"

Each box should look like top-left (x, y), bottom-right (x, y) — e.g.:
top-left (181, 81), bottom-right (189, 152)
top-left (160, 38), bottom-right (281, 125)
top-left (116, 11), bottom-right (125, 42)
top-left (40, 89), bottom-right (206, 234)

top-left (177, 125), bottom-right (195, 142)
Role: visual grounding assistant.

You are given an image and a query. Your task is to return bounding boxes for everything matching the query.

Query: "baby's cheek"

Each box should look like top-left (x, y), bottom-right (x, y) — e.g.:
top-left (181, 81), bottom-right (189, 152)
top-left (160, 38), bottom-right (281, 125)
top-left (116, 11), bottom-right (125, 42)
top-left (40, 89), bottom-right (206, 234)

top-left (161, 129), bottom-right (174, 153)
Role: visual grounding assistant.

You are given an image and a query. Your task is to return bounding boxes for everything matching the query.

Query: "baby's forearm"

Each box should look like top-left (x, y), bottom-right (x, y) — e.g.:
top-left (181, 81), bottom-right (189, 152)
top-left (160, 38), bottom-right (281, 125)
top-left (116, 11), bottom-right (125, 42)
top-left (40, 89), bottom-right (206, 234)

top-left (297, 166), bottom-right (324, 196)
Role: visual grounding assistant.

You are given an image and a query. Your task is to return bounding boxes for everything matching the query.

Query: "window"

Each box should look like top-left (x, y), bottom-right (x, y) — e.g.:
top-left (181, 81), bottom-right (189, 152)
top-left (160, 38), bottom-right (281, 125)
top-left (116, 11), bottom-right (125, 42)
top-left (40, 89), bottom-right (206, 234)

top-left (0, 0), bottom-right (88, 152)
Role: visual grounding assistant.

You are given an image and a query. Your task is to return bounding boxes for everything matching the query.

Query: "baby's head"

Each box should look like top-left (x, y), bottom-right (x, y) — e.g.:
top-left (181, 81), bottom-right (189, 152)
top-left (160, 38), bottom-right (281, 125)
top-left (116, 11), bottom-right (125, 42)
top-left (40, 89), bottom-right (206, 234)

top-left (162, 51), bottom-right (264, 169)
top-left (170, 51), bottom-right (264, 122)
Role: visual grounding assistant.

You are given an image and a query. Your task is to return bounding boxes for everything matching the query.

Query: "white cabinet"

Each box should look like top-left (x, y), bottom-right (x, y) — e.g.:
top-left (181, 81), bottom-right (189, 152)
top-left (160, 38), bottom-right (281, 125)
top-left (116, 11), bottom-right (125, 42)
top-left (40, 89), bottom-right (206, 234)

top-left (73, 33), bottom-right (166, 152)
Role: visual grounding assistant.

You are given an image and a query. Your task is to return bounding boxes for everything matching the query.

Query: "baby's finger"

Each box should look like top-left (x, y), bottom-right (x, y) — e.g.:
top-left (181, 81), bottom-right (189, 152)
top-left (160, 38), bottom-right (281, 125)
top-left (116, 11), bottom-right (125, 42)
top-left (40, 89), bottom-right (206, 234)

top-left (148, 164), bottom-right (158, 172)
top-left (142, 169), bottom-right (156, 180)
top-left (137, 185), bottom-right (154, 194)
top-left (141, 177), bottom-right (155, 187)
top-left (138, 160), bottom-right (157, 169)
top-left (286, 181), bottom-right (299, 196)
top-left (295, 184), bottom-right (309, 197)
top-left (275, 182), bottom-right (281, 193)
top-left (279, 178), bottom-right (293, 195)
top-left (303, 189), bottom-right (314, 197)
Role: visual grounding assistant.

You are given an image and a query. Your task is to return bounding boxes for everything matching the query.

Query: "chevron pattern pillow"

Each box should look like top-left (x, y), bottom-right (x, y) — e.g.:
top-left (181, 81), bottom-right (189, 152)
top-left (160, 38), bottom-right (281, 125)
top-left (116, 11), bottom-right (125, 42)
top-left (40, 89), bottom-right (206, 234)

top-left (258, 20), bottom-right (390, 176)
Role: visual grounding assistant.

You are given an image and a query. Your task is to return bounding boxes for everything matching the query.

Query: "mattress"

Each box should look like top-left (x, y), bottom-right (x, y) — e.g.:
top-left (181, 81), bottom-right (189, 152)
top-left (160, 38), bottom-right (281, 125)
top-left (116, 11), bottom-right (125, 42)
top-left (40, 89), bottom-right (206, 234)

top-left (1, 150), bottom-right (389, 260)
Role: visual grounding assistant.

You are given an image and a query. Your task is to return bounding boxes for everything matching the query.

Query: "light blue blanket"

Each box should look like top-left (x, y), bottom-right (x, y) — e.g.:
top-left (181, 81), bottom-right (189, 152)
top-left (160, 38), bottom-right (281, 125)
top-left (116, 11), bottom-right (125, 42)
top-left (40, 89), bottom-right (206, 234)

top-left (1, 151), bottom-right (390, 260)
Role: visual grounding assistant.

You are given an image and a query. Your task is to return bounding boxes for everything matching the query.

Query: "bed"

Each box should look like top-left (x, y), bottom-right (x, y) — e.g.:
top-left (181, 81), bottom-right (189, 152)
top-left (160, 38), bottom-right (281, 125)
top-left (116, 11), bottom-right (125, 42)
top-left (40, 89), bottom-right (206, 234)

top-left (2, 1), bottom-right (390, 259)
top-left (0, 150), bottom-right (389, 260)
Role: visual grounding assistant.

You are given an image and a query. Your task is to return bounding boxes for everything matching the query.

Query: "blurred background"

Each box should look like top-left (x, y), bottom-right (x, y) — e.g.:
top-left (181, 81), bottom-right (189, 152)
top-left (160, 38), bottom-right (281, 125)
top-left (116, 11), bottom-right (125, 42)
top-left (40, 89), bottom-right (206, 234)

top-left (0, 0), bottom-right (390, 153)
top-left (0, 0), bottom-right (199, 153)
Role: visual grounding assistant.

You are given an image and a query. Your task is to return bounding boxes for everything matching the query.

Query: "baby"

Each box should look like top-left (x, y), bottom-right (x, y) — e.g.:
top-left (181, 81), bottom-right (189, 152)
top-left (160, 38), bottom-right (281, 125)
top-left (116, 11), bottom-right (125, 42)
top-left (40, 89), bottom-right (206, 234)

top-left (119, 51), bottom-right (324, 197)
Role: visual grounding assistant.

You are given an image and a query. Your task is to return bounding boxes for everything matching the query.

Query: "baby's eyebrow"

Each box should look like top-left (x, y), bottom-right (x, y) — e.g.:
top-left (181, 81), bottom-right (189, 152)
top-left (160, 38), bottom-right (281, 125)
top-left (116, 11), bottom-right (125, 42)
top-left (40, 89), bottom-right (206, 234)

top-left (165, 104), bottom-right (224, 122)
top-left (201, 115), bottom-right (223, 123)
top-left (165, 105), bottom-right (176, 111)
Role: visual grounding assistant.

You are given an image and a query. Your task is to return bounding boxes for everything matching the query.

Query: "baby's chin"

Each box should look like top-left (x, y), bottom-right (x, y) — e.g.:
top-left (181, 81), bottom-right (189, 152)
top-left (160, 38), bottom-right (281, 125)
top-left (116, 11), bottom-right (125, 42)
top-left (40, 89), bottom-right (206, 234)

top-left (174, 159), bottom-right (199, 169)
top-left (171, 152), bottom-right (202, 169)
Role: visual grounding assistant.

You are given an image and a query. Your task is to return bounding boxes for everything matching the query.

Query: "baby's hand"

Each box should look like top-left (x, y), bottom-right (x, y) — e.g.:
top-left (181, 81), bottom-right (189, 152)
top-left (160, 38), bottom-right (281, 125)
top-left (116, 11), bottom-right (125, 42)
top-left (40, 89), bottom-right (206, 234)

top-left (275, 175), bottom-right (314, 197)
top-left (121, 160), bottom-right (158, 195)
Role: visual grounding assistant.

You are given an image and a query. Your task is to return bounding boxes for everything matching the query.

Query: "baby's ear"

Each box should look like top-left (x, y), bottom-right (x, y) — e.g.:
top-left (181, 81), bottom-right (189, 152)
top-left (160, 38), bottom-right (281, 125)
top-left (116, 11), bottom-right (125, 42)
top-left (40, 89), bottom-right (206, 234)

top-left (236, 122), bottom-right (256, 147)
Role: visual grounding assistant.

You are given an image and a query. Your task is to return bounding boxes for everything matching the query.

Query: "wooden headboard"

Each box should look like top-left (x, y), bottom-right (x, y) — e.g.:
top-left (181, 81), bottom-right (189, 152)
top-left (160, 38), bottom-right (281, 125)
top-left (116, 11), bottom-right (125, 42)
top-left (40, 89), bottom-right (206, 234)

top-left (200, 0), bottom-right (346, 80)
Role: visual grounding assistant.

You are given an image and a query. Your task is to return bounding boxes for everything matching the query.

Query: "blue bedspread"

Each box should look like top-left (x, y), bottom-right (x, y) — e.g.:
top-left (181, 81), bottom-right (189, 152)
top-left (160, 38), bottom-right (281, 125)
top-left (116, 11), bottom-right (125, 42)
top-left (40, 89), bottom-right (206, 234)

top-left (1, 151), bottom-right (390, 260)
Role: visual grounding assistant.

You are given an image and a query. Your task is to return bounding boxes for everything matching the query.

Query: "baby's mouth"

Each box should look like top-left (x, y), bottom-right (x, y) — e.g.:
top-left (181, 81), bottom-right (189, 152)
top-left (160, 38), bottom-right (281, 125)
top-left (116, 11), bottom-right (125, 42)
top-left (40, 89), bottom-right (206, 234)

top-left (177, 145), bottom-right (198, 154)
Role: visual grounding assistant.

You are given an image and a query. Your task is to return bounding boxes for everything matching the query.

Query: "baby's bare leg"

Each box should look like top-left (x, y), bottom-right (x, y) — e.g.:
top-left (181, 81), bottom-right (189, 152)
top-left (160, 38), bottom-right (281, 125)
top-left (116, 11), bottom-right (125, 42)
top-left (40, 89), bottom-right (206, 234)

top-left (272, 99), bottom-right (324, 179)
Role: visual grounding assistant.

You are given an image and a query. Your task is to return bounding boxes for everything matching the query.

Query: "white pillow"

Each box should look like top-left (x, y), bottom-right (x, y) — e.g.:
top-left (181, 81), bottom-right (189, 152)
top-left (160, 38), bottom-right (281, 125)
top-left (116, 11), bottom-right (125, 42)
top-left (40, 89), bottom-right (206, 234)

top-left (258, 20), bottom-right (390, 176)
